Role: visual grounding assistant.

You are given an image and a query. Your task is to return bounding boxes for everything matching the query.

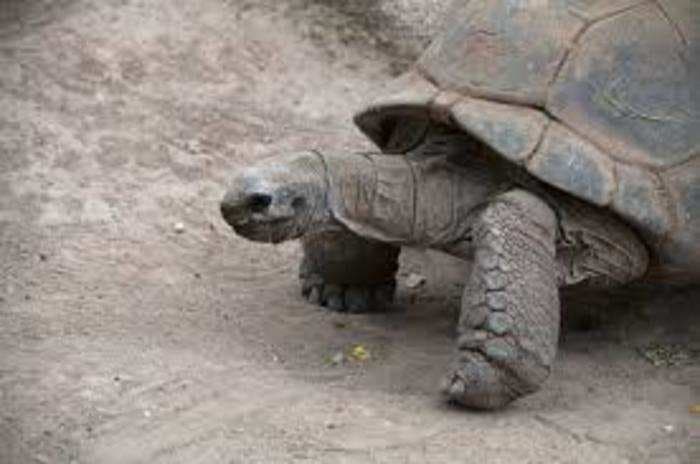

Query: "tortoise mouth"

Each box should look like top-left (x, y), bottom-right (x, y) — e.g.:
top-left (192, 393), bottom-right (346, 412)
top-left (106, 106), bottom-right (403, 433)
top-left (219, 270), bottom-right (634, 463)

top-left (230, 217), bottom-right (299, 243)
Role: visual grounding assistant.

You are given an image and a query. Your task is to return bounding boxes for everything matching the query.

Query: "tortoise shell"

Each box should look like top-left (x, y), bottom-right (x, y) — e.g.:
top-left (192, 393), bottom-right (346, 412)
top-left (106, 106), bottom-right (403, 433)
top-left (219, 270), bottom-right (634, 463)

top-left (354, 0), bottom-right (700, 281)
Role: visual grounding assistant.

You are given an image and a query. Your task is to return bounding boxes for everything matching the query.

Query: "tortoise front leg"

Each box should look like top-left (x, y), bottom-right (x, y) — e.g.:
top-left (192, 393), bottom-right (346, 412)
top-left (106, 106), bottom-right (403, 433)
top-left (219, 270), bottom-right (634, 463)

top-left (443, 190), bottom-right (560, 409)
top-left (300, 230), bottom-right (400, 313)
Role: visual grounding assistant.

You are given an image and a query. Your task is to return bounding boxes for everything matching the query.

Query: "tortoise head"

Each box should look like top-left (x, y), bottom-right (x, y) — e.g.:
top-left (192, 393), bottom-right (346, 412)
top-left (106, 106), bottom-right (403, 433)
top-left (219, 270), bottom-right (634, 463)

top-left (220, 151), bottom-right (331, 243)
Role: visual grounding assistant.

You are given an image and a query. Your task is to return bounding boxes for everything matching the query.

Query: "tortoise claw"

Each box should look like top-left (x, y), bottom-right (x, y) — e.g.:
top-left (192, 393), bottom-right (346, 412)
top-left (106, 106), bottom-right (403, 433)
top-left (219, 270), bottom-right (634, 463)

top-left (300, 273), bottom-right (395, 313)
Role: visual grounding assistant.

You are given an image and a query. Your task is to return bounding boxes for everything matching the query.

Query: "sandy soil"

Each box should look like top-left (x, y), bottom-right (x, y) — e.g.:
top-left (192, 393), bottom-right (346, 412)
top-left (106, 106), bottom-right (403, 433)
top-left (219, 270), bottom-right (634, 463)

top-left (0, 1), bottom-right (698, 463)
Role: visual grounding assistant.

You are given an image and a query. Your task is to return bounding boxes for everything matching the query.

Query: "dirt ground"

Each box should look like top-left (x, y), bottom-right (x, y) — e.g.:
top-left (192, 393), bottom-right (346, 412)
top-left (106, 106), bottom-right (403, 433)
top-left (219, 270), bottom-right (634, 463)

top-left (0, 1), bottom-right (698, 463)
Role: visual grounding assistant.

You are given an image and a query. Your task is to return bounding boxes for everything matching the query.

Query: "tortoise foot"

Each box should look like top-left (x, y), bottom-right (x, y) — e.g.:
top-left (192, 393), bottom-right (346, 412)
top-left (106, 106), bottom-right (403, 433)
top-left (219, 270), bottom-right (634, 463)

top-left (301, 273), bottom-right (395, 313)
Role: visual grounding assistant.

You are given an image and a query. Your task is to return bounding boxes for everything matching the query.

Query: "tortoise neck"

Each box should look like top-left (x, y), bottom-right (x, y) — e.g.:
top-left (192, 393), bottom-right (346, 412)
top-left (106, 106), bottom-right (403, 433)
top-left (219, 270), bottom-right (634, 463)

top-left (321, 152), bottom-right (416, 244)
top-left (321, 152), bottom-right (500, 251)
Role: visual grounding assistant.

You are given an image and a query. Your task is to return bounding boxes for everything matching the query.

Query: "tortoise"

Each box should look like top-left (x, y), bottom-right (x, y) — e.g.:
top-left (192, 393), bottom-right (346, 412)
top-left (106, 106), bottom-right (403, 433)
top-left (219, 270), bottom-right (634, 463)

top-left (220, 0), bottom-right (699, 409)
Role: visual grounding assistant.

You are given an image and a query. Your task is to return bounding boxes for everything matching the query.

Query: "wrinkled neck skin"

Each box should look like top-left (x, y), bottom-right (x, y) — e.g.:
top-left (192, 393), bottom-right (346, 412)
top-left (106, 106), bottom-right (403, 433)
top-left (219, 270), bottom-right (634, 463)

top-left (321, 151), bottom-right (503, 258)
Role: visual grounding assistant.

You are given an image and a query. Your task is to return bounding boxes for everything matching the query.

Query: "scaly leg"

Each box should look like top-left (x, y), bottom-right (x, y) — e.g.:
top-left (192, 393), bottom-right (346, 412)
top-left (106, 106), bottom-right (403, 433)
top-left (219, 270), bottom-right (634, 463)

top-left (443, 190), bottom-right (560, 409)
top-left (299, 230), bottom-right (400, 313)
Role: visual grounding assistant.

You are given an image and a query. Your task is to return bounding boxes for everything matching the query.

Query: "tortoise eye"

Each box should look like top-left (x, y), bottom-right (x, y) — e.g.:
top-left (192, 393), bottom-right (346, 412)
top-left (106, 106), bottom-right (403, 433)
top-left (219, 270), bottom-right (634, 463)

top-left (291, 196), bottom-right (307, 211)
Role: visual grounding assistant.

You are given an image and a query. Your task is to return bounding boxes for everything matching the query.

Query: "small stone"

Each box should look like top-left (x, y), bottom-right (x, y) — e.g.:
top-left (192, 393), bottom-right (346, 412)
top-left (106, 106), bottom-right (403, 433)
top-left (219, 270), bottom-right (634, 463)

top-left (143, 410), bottom-right (152, 418)
top-left (329, 352), bottom-right (344, 365)
top-left (405, 273), bottom-right (427, 289)
top-left (662, 424), bottom-right (674, 433)
top-left (173, 222), bottom-right (185, 233)
top-left (185, 139), bottom-right (202, 154)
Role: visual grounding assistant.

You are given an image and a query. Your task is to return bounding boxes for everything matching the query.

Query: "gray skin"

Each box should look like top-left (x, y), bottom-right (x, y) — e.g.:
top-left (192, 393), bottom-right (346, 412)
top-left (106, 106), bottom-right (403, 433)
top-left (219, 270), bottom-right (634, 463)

top-left (220, 130), bottom-right (649, 409)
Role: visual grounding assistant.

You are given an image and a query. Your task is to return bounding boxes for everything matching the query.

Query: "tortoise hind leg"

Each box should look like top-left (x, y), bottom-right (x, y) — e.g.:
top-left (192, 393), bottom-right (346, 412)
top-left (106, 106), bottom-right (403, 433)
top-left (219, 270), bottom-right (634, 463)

top-left (556, 199), bottom-right (649, 289)
top-left (300, 230), bottom-right (400, 313)
top-left (443, 190), bottom-right (560, 409)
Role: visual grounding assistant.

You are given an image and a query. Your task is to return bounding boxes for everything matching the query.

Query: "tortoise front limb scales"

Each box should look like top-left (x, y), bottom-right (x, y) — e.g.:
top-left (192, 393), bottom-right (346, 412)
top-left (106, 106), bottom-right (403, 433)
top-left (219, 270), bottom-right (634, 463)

top-left (442, 189), bottom-right (649, 409)
top-left (443, 190), bottom-right (560, 409)
top-left (300, 230), bottom-right (399, 312)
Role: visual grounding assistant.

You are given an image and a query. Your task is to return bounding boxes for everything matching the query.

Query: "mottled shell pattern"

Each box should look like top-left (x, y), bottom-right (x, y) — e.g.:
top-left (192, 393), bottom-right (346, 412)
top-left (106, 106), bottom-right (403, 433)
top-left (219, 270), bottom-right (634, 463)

top-left (354, 0), bottom-right (700, 280)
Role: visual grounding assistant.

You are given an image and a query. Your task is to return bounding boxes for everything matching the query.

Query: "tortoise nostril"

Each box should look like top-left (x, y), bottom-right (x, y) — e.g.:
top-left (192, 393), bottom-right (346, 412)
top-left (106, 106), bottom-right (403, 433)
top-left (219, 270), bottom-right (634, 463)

top-left (248, 193), bottom-right (272, 213)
